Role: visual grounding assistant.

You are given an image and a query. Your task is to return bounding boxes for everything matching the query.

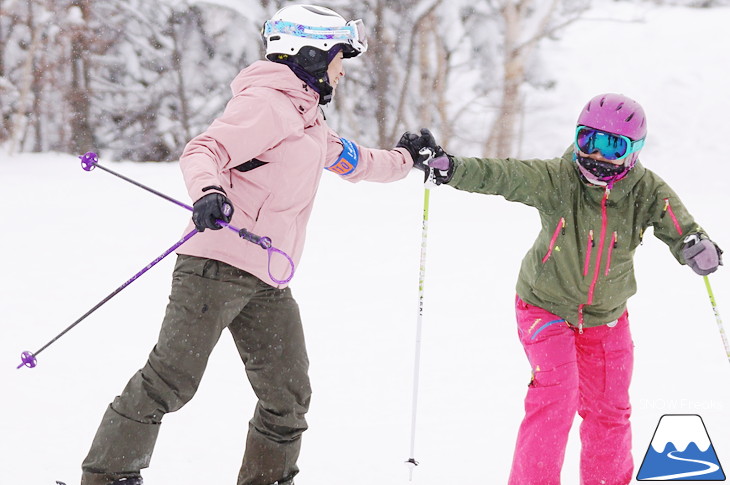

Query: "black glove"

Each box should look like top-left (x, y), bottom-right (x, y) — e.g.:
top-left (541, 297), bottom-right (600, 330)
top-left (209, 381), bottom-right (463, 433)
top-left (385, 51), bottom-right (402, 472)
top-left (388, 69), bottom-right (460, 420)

top-left (192, 188), bottom-right (234, 231)
top-left (397, 128), bottom-right (440, 171)
top-left (682, 234), bottom-right (723, 276)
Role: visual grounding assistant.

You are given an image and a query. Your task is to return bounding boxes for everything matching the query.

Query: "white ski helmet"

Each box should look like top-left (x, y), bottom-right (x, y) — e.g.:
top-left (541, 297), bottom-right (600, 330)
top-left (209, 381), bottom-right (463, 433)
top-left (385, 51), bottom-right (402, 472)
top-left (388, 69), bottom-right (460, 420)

top-left (262, 5), bottom-right (367, 104)
top-left (263, 5), bottom-right (368, 60)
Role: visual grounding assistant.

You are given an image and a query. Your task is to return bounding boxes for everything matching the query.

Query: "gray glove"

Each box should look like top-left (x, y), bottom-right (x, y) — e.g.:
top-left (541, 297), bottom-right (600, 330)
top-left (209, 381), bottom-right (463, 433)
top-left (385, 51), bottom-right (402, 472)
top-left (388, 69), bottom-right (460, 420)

top-left (682, 235), bottom-right (723, 275)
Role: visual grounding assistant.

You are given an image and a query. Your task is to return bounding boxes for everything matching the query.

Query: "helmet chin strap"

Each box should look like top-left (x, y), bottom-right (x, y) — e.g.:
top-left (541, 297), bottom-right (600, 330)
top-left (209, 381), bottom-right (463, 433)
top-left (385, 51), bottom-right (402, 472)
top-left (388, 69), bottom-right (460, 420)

top-left (279, 60), bottom-right (333, 104)
top-left (272, 45), bottom-right (343, 105)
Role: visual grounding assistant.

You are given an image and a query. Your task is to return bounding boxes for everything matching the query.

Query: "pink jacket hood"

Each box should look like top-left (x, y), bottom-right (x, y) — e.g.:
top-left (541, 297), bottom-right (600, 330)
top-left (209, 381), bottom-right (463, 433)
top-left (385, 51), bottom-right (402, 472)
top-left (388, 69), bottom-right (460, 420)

top-left (230, 61), bottom-right (320, 124)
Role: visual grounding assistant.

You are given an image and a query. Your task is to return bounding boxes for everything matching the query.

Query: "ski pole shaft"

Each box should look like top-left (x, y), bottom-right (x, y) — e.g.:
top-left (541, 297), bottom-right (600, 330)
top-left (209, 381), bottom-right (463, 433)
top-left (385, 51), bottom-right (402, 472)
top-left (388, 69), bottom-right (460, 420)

top-left (17, 229), bottom-right (198, 369)
top-left (80, 152), bottom-right (195, 209)
top-left (406, 147), bottom-right (435, 480)
top-left (407, 187), bottom-right (429, 480)
top-left (703, 275), bottom-right (730, 364)
top-left (79, 152), bottom-right (295, 284)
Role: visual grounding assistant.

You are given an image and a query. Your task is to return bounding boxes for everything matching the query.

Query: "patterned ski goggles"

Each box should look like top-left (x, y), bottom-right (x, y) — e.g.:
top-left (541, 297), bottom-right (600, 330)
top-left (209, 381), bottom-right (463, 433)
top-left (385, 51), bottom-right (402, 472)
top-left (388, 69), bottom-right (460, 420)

top-left (263, 19), bottom-right (368, 55)
top-left (575, 125), bottom-right (645, 161)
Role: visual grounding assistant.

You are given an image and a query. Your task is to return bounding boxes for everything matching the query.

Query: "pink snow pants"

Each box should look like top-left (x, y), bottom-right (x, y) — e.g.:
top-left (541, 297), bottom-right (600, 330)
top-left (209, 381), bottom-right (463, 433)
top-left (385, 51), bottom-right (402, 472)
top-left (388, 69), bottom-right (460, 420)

top-left (508, 297), bottom-right (634, 485)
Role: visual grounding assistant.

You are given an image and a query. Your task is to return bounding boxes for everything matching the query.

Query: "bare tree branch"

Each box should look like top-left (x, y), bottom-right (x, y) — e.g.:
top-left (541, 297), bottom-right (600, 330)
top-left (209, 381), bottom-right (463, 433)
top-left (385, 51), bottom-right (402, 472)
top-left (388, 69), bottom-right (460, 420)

top-left (389, 0), bottom-right (443, 142)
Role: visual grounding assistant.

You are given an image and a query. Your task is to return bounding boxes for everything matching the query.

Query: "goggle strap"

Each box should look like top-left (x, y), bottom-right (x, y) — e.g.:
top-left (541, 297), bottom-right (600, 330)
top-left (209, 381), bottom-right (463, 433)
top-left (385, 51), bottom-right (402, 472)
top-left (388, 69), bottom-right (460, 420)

top-left (265, 20), bottom-right (357, 42)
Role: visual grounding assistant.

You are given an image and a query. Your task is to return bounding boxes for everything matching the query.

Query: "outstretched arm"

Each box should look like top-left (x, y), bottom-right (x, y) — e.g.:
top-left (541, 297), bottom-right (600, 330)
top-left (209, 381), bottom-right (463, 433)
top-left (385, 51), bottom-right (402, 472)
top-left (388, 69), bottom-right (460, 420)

top-left (324, 129), bottom-right (412, 183)
top-left (445, 151), bottom-right (572, 212)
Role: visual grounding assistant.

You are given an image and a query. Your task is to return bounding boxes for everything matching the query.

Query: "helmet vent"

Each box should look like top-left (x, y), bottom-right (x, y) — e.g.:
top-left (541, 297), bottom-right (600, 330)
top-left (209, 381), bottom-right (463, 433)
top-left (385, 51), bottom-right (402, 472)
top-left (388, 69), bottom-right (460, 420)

top-left (577, 93), bottom-right (647, 141)
top-left (303, 5), bottom-right (339, 17)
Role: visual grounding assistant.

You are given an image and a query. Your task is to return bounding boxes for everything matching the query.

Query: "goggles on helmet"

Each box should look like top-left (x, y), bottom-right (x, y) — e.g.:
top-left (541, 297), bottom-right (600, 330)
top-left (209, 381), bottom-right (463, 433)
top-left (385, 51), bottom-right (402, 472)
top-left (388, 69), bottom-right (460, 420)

top-left (575, 125), bottom-right (645, 161)
top-left (263, 19), bottom-right (368, 55)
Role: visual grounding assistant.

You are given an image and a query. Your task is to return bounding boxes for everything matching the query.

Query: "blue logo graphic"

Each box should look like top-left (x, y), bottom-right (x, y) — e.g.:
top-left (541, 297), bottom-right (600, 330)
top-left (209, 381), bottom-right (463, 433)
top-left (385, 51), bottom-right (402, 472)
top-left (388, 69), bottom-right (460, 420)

top-left (637, 414), bottom-right (725, 481)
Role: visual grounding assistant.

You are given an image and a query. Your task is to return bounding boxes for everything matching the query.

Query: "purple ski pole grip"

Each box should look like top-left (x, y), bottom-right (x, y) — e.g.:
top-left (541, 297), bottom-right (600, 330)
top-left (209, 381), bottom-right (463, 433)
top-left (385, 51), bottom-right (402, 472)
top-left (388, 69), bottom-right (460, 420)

top-left (79, 152), bottom-right (99, 171)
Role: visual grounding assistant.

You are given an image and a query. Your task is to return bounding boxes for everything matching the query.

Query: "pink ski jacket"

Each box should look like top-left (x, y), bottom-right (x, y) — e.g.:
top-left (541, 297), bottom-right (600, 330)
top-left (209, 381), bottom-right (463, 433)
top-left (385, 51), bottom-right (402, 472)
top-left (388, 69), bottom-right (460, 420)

top-left (177, 60), bottom-right (412, 287)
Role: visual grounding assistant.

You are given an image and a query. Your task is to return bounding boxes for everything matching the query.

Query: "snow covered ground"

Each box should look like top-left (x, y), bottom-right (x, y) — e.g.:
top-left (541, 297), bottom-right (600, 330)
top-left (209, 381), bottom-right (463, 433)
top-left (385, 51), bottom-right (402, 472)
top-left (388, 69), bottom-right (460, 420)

top-left (2, 1), bottom-right (730, 484)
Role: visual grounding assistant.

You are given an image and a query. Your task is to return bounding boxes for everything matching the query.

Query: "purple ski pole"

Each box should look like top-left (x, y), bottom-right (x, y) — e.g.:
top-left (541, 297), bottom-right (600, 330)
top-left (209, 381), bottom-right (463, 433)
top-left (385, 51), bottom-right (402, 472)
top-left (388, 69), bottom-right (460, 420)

top-left (17, 153), bottom-right (295, 370)
top-left (80, 152), bottom-right (194, 211)
top-left (78, 152), bottom-right (294, 285)
top-left (17, 229), bottom-right (198, 369)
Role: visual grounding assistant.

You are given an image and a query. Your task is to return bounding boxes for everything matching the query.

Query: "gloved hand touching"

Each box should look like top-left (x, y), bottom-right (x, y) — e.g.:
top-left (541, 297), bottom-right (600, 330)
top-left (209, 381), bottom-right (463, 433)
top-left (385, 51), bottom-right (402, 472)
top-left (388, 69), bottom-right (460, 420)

top-left (397, 128), bottom-right (455, 184)
top-left (397, 128), bottom-right (439, 170)
top-left (192, 187), bottom-right (234, 231)
top-left (682, 234), bottom-right (723, 275)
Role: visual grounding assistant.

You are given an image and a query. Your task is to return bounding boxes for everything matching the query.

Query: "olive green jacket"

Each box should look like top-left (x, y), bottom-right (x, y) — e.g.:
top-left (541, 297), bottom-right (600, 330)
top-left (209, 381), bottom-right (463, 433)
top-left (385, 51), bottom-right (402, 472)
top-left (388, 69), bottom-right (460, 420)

top-left (448, 148), bottom-right (705, 328)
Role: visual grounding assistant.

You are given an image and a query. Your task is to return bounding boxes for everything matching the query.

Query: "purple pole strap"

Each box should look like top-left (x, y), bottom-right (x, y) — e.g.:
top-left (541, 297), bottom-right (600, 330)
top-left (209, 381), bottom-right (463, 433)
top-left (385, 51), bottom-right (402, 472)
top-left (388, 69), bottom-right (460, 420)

top-left (79, 152), bottom-right (295, 285)
top-left (237, 229), bottom-right (296, 285)
top-left (17, 229), bottom-right (198, 369)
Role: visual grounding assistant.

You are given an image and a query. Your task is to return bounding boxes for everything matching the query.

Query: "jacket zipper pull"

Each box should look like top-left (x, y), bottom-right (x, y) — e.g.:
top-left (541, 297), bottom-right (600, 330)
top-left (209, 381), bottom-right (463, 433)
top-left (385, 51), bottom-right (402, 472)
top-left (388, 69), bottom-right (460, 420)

top-left (661, 198), bottom-right (669, 219)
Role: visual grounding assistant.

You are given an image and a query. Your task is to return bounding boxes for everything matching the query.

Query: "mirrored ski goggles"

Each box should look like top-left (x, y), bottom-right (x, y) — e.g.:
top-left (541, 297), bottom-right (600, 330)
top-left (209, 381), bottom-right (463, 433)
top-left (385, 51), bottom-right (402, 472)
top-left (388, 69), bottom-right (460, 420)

top-left (263, 19), bottom-right (368, 55)
top-left (575, 125), bottom-right (645, 161)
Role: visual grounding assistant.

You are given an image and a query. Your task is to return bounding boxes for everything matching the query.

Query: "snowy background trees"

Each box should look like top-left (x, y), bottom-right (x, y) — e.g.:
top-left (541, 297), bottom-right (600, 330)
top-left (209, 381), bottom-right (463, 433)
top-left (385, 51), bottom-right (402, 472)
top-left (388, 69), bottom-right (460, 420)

top-left (0, 0), bottom-right (259, 159)
top-left (7, 0), bottom-right (726, 161)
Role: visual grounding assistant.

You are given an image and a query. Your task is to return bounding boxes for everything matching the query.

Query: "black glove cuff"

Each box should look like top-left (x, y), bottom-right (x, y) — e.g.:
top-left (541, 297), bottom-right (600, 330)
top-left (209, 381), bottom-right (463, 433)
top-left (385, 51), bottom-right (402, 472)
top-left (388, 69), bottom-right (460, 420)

top-left (202, 185), bottom-right (227, 195)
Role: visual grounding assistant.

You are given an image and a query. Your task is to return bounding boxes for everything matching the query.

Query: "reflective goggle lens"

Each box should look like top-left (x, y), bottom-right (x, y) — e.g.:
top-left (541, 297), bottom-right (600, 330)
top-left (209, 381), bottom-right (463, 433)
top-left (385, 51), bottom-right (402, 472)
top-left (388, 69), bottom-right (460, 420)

top-left (576, 126), bottom-right (630, 160)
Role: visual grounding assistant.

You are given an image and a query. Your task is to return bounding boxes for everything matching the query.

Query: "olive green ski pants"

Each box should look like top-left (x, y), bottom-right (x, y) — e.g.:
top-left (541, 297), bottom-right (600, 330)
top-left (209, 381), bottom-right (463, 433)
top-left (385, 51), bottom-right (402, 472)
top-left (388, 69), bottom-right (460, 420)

top-left (81, 255), bottom-right (311, 485)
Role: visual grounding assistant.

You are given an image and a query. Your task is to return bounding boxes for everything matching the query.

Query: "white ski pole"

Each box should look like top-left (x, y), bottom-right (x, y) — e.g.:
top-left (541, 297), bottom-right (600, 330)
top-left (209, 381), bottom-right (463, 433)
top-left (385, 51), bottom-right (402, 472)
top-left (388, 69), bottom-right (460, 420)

top-left (703, 275), bottom-right (730, 364)
top-left (406, 148), bottom-right (436, 481)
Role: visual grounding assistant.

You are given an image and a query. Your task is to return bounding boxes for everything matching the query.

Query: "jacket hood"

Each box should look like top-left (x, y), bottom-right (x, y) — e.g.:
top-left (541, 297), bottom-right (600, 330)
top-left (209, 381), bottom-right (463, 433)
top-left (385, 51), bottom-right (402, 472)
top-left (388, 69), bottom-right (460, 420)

top-left (230, 60), bottom-right (320, 123)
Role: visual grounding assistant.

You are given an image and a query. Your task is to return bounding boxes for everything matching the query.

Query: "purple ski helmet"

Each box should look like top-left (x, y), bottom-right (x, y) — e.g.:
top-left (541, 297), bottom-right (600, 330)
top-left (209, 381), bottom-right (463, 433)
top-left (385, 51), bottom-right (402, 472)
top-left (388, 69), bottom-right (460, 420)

top-left (574, 93), bottom-right (647, 186)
